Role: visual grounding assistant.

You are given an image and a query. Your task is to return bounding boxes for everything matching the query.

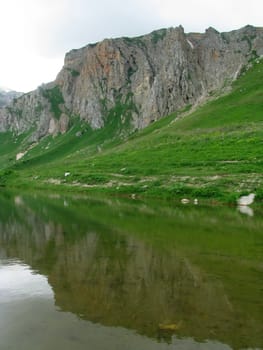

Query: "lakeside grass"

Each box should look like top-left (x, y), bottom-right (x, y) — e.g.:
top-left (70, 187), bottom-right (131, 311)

top-left (1, 58), bottom-right (263, 202)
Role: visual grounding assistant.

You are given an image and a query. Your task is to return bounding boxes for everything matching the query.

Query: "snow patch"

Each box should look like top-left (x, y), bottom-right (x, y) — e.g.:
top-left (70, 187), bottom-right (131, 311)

top-left (16, 152), bottom-right (26, 161)
top-left (187, 39), bottom-right (194, 49)
top-left (233, 64), bottom-right (243, 80)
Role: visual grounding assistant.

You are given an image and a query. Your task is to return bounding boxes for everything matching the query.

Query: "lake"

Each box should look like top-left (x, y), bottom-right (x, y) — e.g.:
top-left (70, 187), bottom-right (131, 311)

top-left (0, 191), bottom-right (262, 349)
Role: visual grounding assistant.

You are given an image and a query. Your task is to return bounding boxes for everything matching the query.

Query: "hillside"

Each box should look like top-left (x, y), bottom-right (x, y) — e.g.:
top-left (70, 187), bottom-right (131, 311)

top-left (1, 54), bottom-right (263, 202)
top-left (0, 25), bottom-right (263, 141)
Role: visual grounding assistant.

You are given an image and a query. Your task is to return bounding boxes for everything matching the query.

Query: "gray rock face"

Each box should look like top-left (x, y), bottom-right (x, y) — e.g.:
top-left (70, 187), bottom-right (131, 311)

top-left (1, 25), bottom-right (263, 140)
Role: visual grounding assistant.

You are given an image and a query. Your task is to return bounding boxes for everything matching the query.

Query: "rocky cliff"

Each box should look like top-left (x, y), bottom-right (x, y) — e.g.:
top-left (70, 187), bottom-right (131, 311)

top-left (1, 25), bottom-right (263, 141)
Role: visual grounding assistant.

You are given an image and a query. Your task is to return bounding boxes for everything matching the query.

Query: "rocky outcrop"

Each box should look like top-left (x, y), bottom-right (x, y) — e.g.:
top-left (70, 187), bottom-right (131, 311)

top-left (0, 83), bottom-right (70, 141)
top-left (1, 25), bottom-right (263, 140)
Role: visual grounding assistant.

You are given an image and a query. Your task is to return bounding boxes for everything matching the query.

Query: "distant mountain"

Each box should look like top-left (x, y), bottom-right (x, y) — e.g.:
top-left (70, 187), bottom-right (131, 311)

top-left (0, 87), bottom-right (23, 108)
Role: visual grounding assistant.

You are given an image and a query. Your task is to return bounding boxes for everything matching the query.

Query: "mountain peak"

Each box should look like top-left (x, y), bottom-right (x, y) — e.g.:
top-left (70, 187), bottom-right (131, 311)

top-left (0, 25), bottom-right (263, 139)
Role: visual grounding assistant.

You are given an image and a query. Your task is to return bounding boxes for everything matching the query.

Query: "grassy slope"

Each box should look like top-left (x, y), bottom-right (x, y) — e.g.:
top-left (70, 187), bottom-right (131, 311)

top-left (1, 58), bottom-right (263, 201)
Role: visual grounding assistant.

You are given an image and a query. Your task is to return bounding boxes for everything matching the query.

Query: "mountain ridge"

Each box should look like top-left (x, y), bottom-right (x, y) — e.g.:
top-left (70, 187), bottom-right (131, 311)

top-left (0, 25), bottom-right (263, 202)
top-left (1, 24), bottom-right (263, 142)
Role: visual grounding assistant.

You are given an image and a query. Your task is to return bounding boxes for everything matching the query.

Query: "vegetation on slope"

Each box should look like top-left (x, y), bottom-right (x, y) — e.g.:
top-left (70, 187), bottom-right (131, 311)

top-left (0, 58), bottom-right (263, 202)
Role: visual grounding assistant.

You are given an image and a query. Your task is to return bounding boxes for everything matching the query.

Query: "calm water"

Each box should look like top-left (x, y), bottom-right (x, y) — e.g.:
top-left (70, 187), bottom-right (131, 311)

top-left (0, 191), bottom-right (262, 350)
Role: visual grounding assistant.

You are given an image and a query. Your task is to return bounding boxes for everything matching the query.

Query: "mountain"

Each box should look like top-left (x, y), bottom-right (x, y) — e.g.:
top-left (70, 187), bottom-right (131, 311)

top-left (0, 25), bottom-right (263, 202)
top-left (0, 87), bottom-right (23, 108)
top-left (0, 25), bottom-right (263, 142)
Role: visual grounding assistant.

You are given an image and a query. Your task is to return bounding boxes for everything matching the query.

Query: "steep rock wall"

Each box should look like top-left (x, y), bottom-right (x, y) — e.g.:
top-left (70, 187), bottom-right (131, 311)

top-left (1, 25), bottom-right (263, 140)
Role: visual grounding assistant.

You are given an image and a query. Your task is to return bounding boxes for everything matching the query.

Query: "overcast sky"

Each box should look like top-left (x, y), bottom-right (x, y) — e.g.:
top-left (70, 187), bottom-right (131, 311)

top-left (1, 0), bottom-right (262, 92)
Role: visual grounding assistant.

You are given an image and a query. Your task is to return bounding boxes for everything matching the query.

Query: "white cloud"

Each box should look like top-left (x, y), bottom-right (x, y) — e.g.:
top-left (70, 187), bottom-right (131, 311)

top-left (0, 0), bottom-right (262, 92)
top-left (0, 53), bottom-right (62, 92)
top-left (0, 262), bottom-right (53, 301)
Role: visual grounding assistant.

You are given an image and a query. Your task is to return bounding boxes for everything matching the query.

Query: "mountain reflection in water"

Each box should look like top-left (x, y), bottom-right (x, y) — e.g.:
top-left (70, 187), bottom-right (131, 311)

top-left (0, 191), bottom-right (262, 350)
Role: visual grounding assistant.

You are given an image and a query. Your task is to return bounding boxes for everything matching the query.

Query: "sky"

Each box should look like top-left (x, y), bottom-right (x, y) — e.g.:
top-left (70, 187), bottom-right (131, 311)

top-left (0, 0), bottom-right (262, 92)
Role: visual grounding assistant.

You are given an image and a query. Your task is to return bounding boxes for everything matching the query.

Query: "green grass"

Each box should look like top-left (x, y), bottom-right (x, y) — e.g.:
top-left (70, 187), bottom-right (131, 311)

top-left (175, 58), bottom-right (263, 130)
top-left (0, 130), bottom-right (33, 169)
top-left (1, 58), bottom-right (263, 201)
top-left (151, 28), bottom-right (167, 44)
top-left (41, 85), bottom-right (64, 119)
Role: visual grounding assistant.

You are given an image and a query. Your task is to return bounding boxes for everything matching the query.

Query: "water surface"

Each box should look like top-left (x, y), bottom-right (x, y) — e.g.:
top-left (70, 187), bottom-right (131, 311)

top-left (0, 192), bottom-right (262, 349)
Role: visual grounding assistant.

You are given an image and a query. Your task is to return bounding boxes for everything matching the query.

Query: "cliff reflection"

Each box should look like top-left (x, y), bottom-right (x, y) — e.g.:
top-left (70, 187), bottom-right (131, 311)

top-left (0, 192), bottom-right (262, 349)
